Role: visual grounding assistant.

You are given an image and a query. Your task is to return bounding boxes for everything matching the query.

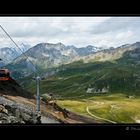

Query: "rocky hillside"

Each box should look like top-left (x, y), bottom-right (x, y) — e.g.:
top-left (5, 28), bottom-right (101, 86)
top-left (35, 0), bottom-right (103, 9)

top-left (7, 43), bottom-right (100, 79)
top-left (0, 77), bottom-right (97, 123)
top-left (80, 42), bottom-right (140, 63)
top-left (6, 42), bottom-right (140, 80)
top-left (0, 77), bottom-right (40, 123)
top-left (0, 77), bottom-right (59, 124)
top-left (0, 95), bottom-right (41, 123)
top-left (0, 43), bottom-right (31, 65)
top-left (0, 77), bottom-right (33, 98)
top-left (21, 44), bottom-right (140, 99)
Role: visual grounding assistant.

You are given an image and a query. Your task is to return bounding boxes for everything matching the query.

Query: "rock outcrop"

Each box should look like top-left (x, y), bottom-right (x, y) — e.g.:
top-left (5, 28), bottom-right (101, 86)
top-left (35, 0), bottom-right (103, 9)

top-left (0, 96), bottom-right (41, 124)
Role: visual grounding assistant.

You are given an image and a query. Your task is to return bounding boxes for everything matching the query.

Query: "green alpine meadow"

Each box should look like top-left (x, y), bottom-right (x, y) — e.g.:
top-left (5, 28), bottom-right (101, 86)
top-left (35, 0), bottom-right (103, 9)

top-left (16, 42), bottom-right (140, 123)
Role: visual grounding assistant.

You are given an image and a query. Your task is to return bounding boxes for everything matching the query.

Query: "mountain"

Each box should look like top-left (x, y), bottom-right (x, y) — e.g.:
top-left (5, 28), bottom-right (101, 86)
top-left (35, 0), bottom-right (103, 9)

top-left (0, 61), bottom-right (5, 67)
top-left (21, 58), bottom-right (140, 98)
top-left (17, 42), bottom-right (140, 98)
top-left (0, 43), bottom-right (31, 65)
top-left (0, 47), bottom-right (19, 64)
top-left (19, 43), bottom-right (31, 52)
top-left (65, 45), bottom-right (100, 56)
top-left (7, 41), bottom-right (140, 80)
top-left (79, 42), bottom-right (140, 63)
top-left (7, 43), bottom-right (101, 78)
top-left (74, 45), bottom-right (101, 56)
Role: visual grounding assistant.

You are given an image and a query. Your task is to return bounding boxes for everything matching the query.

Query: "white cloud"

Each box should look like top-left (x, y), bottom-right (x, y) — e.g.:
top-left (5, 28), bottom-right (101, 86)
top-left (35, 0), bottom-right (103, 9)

top-left (0, 17), bottom-right (140, 48)
top-left (115, 31), bottom-right (133, 40)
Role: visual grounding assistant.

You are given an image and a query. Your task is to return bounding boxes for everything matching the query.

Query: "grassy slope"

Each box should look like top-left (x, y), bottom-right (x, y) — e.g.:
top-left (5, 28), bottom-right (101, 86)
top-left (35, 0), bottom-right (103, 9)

top-left (57, 94), bottom-right (140, 123)
top-left (16, 55), bottom-right (140, 123)
top-left (17, 59), bottom-right (140, 98)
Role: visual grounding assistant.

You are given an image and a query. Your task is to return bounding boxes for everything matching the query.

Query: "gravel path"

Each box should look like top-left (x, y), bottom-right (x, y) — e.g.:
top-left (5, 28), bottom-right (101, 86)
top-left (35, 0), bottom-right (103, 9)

top-left (86, 106), bottom-right (117, 124)
top-left (41, 115), bottom-right (60, 123)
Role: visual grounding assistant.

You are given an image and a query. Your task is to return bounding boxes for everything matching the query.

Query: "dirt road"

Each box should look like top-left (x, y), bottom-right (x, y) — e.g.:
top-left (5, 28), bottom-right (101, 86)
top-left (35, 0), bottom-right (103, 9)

top-left (3, 95), bottom-right (99, 123)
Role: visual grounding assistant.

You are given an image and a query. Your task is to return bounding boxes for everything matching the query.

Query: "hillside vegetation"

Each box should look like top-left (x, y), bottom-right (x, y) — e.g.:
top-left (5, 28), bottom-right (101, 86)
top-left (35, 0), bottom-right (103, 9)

top-left (16, 42), bottom-right (140, 123)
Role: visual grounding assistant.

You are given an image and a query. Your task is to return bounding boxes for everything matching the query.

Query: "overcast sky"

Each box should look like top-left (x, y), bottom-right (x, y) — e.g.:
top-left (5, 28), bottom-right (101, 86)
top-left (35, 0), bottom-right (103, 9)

top-left (0, 17), bottom-right (140, 48)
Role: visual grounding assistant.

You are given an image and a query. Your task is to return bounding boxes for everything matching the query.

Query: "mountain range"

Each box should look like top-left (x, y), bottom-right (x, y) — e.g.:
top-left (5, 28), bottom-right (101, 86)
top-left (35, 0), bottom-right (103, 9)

top-left (3, 41), bottom-right (140, 80)
top-left (79, 42), bottom-right (140, 63)
top-left (0, 43), bottom-right (31, 66)
top-left (12, 41), bottom-right (140, 98)
top-left (6, 43), bottom-right (101, 78)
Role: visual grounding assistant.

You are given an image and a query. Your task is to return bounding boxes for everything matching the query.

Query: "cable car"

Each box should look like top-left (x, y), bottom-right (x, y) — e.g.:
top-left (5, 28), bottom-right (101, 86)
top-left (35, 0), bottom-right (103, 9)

top-left (0, 69), bottom-right (10, 81)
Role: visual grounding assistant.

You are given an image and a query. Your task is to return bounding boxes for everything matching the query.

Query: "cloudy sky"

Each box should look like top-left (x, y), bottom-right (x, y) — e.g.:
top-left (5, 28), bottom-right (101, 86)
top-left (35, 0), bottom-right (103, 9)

top-left (0, 17), bottom-right (140, 48)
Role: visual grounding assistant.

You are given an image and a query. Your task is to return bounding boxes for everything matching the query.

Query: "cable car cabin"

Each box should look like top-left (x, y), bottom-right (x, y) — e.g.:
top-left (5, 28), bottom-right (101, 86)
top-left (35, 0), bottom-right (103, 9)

top-left (0, 69), bottom-right (10, 81)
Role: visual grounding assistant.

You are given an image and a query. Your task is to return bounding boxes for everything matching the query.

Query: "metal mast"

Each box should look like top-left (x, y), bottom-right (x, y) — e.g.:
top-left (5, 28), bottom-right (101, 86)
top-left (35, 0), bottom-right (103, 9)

top-left (36, 76), bottom-right (40, 112)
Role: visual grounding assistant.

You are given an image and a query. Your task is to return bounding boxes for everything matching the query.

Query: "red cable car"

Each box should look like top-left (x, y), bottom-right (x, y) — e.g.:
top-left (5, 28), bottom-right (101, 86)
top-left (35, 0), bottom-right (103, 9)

top-left (0, 69), bottom-right (10, 81)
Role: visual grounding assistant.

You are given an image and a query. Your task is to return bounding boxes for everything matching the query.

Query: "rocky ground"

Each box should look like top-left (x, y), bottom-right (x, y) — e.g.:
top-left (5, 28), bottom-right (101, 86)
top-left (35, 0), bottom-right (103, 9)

top-left (0, 95), bottom-right (41, 124)
top-left (0, 77), bottom-right (98, 124)
top-left (0, 78), bottom-right (60, 124)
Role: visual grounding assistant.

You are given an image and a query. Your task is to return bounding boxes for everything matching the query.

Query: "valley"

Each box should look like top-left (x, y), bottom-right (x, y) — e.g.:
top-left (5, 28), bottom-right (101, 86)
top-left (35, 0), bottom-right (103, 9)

top-left (12, 41), bottom-right (140, 123)
top-left (2, 41), bottom-right (140, 124)
top-left (57, 94), bottom-right (140, 123)
top-left (1, 17), bottom-right (140, 124)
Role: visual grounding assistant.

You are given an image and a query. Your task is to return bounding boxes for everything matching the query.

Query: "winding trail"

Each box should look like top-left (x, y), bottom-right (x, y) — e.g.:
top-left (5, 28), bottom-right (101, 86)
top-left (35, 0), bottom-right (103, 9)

top-left (86, 106), bottom-right (117, 124)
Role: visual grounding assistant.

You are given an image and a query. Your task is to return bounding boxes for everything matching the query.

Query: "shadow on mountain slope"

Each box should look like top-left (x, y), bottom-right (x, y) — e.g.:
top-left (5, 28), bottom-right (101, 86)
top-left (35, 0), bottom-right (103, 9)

top-left (0, 77), bottom-right (33, 99)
